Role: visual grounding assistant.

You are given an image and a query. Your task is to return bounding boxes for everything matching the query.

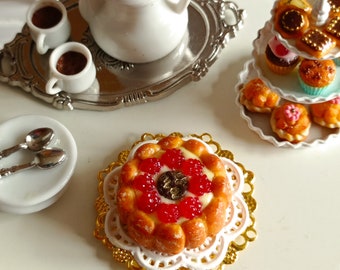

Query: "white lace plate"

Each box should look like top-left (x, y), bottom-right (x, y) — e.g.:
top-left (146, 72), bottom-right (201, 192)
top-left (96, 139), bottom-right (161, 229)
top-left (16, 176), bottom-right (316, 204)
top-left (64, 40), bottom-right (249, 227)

top-left (103, 156), bottom-right (250, 270)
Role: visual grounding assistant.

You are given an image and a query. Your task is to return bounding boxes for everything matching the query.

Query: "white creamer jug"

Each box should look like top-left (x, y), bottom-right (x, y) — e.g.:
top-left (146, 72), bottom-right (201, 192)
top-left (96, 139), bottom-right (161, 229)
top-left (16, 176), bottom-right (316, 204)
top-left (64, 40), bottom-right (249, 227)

top-left (79, 0), bottom-right (190, 63)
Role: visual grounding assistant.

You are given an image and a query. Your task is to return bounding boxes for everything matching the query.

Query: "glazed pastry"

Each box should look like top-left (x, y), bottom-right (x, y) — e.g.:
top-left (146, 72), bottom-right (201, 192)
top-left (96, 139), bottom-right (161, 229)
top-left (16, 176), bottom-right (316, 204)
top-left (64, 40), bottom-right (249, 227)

top-left (275, 0), bottom-right (312, 13)
top-left (298, 59), bottom-right (336, 95)
top-left (265, 36), bottom-right (301, 74)
top-left (324, 16), bottom-right (340, 46)
top-left (310, 97), bottom-right (340, 128)
top-left (274, 6), bottom-right (309, 39)
top-left (270, 102), bottom-right (311, 143)
top-left (328, 0), bottom-right (340, 14)
top-left (296, 28), bottom-right (336, 58)
top-left (116, 135), bottom-right (232, 255)
top-left (240, 78), bottom-right (280, 113)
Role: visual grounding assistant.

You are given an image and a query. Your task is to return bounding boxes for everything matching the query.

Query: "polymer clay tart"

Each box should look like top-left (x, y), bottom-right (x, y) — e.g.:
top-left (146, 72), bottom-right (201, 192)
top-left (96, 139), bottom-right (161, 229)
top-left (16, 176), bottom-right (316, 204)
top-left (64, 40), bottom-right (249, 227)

top-left (310, 97), bottom-right (340, 128)
top-left (328, 0), bottom-right (340, 14)
top-left (296, 28), bottom-right (336, 58)
top-left (324, 16), bottom-right (340, 46)
top-left (270, 102), bottom-right (311, 142)
top-left (265, 36), bottom-right (301, 74)
top-left (116, 135), bottom-right (233, 255)
top-left (240, 78), bottom-right (280, 113)
top-left (274, 5), bottom-right (309, 39)
top-left (275, 0), bottom-right (312, 13)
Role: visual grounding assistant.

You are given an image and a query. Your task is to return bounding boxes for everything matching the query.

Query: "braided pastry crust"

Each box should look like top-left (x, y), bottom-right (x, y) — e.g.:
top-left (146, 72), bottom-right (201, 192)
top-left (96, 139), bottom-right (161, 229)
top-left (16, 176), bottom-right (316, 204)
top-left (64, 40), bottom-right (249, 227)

top-left (116, 135), bottom-right (232, 255)
top-left (270, 102), bottom-right (311, 143)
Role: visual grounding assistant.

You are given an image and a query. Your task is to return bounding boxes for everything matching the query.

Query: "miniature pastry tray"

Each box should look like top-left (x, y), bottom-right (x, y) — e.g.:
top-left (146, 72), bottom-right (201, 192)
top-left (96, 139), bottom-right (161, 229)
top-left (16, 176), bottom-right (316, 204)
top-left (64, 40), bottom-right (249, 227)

top-left (235, 60), bottom-right (340, 148)
top-left (94, 132), bottom-right (257, 269)
top-left (269, 1), bottom-right (340, 60)
top-left (253, 20), bottom-right (340, 104)
top-left (234, 19), bottom-right (340, 148)
top-left (0, 0), bottom-right (245, 111)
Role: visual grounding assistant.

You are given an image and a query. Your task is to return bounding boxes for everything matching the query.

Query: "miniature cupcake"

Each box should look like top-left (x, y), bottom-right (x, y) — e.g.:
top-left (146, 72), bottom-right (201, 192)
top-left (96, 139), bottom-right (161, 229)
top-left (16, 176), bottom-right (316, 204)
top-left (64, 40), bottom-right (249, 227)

top-left (333, 57), bottom-right (340, 66)
top-left (270, 102), bottom-right (311, 143)
top-left (298, 59), bottom-right (336, 95)
top-left (310, 97), bottom-right (340, 128)
top-left (265, 36), bottom-right (301, 74)
top-left (240, 78), bottom-right (280, 113)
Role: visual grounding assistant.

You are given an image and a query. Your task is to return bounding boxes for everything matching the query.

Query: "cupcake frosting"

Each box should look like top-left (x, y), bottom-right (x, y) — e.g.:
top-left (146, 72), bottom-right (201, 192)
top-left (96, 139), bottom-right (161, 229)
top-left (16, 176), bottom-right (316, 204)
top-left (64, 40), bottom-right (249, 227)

top-left (268, 36), bottom-right (299, 62)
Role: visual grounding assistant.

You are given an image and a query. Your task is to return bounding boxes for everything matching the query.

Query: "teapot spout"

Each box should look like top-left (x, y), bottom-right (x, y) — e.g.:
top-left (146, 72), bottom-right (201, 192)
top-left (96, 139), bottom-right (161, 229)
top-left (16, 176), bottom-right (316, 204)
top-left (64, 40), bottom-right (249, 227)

top-left (165, 0), bottom-right (190, 14)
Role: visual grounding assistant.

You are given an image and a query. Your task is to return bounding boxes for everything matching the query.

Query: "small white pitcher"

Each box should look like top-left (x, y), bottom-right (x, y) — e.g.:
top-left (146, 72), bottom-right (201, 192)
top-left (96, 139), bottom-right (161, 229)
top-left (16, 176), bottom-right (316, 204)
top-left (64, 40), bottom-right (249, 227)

top-left (79, 0), bottom-right (191, 63)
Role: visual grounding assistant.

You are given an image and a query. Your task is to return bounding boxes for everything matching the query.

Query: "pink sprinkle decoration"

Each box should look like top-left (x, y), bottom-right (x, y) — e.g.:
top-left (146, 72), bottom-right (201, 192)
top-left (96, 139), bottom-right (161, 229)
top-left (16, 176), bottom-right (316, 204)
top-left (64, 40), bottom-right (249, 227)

top-left (284, 104), bottom-right (301, 122)
top-left (330, 97), bottom-right (340, 104)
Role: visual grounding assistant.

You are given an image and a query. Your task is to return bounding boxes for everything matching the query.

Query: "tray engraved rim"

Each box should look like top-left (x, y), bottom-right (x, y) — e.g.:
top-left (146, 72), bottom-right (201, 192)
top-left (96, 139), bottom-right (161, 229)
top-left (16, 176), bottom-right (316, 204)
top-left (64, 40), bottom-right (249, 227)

top-left (0, 0), bottom-right (245, 111)
top-left (94, 132), bottom-right (257, 269)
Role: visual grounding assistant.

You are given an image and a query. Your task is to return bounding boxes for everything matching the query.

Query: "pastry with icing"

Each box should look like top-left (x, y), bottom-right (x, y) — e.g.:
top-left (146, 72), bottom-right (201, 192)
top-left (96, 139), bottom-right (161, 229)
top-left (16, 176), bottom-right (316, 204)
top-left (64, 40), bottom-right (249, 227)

top-left (296, 28), bottom-right (336, 58)
top-left (310, 97), bottom-right (340, 128)
top-left (324, 16), bottom-right (340, 46)
top-left (298, 58), bottom-right (336, 95)
top-left (270, 102), bottom-right (311, 142)
top-left (240, 78), bottom-right (280, 113)
top-left (274, 5), bottom-right (309, 39)
top-left (328, 0), bottom-right (340, 15)
top-left (275, 0), bottom-right (312, 13)
top-left (116, 135), bottom-right (232, 255)
top-left (265, 36), bottom-right (301, 74)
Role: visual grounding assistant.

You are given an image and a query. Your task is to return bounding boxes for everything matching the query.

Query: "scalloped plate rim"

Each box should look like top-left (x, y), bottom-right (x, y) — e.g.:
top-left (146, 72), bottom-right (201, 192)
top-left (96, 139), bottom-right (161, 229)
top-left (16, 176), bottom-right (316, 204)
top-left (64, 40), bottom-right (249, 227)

top-left (235, 59), bottom-right (340, 149)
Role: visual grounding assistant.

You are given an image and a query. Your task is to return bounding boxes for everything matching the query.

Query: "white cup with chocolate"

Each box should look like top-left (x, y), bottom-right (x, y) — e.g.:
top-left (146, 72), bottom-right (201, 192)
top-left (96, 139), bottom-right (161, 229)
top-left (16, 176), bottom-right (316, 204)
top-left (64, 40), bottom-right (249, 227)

top-left (26, 0), bottom-right (71, 55)
top-left (46, 42), bottom-right (97, 95)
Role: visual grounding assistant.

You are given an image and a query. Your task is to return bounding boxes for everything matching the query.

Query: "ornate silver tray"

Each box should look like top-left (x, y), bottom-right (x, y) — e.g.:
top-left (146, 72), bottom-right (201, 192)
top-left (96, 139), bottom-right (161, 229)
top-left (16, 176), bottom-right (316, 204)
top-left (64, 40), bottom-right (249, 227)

top-left (0, 0), bottom-right (245, 111)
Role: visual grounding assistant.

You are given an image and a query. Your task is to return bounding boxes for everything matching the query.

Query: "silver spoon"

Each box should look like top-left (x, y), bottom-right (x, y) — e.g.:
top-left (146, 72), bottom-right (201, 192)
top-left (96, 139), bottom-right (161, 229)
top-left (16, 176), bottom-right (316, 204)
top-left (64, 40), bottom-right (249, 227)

top-left (0, 127), bottom-right (54, 159)
top-left (0, 148), bottom-right (66, 179)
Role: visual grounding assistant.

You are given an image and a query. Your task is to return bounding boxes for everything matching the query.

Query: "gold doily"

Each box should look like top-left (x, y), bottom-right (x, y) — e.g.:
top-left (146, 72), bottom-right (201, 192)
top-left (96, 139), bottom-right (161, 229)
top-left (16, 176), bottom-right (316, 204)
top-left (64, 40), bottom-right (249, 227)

top-left (94, 132), bottom-right (257, 269)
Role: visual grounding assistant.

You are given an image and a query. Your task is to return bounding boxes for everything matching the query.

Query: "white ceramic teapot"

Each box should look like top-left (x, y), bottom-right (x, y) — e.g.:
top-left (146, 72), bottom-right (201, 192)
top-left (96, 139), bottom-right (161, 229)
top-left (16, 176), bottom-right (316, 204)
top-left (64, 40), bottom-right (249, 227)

top-left (79, 0), bottom-right (191, 63)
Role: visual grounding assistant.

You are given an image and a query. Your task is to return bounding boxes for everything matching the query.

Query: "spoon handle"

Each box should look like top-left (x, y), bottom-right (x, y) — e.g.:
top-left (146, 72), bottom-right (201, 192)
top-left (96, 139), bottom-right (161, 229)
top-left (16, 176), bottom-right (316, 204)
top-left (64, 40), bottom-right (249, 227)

top-left (0, 162), bottom-right (35, 179)
top-left (0, 143), bottom-right (26, 160)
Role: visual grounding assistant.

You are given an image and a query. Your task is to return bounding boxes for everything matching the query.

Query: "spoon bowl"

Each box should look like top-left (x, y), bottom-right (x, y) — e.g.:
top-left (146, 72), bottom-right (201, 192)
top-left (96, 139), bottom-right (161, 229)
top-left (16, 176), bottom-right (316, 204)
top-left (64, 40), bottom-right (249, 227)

top-left (35, 148), bottom-right (66, 169)
top-left (26, 128), bottom-right (55, 152)
top-left (0, 127), bottom-right (54, 159)
top-left (0, 148), bottom-right (66, 179)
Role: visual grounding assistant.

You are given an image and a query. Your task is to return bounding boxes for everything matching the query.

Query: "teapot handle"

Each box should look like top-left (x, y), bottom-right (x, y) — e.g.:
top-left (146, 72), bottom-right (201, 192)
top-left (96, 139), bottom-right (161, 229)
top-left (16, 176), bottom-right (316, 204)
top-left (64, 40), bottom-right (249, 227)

top-left (165, 0), bottom-right (191, 14)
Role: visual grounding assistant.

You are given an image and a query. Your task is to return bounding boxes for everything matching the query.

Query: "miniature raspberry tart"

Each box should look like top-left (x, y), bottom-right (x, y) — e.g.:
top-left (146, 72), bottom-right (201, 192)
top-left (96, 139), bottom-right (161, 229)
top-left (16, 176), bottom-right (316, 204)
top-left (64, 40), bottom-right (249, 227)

top-left (310, 97), bottom-right (340, 128)
top-left (270, 102), bottom-right (311, 143)
top-left (100, 134), bottom-right (253, 270)
top-left (240, 77), bottom-right (280, 113)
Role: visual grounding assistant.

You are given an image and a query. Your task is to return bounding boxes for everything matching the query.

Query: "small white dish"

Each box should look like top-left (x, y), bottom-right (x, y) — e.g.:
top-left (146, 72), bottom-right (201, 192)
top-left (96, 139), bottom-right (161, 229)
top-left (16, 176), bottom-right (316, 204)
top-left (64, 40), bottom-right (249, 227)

top-left (0, 115), bottom-right (77, 214)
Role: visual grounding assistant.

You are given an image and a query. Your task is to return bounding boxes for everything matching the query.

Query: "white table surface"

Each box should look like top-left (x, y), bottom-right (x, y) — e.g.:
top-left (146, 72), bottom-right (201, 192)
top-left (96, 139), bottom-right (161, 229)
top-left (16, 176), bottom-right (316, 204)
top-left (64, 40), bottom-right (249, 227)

top-left (1, 1), bottom-right (340, 270)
